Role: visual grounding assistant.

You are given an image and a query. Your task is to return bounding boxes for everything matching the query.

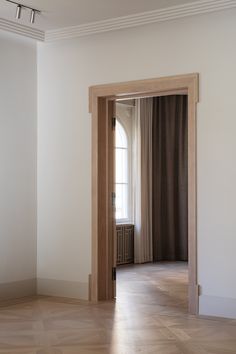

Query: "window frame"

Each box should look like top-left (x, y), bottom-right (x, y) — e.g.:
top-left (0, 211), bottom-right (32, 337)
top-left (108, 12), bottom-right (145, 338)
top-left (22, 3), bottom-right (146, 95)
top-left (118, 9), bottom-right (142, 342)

top-left (115, 118), bottom-right (132, 224)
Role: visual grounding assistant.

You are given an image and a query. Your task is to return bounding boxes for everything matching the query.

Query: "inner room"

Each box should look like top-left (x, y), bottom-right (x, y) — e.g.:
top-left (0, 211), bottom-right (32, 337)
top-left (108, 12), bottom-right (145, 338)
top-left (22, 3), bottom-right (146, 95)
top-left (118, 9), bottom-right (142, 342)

top-left (115, 95), bottom-right (189, 312)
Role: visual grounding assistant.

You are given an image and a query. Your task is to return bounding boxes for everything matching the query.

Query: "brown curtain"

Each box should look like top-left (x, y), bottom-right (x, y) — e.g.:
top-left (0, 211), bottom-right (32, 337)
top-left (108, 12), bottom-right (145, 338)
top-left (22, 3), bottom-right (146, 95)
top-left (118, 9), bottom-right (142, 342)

top-left (152, 95), bottom-right (188, 261)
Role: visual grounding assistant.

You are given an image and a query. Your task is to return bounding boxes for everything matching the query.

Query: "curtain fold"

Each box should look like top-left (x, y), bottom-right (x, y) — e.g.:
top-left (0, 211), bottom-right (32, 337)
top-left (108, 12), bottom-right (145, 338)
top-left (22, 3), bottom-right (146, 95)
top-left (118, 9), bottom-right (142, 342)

top-left (134, 98), bottom-right (153, 263)
top-left (152, 95), bottom-right (188, 261)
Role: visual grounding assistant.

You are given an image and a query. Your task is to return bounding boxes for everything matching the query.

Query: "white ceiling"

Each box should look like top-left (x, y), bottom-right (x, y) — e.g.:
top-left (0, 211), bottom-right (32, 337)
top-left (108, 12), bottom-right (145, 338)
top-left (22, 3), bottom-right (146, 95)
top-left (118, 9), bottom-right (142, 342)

top-left (0, 0), bottom-right (203, 31)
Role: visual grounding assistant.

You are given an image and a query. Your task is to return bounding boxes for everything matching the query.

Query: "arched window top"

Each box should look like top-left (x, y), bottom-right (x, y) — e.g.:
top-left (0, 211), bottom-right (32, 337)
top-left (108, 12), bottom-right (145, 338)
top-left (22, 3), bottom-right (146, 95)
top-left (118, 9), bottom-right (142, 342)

top-left (116, 120), bottom-right (128, 149)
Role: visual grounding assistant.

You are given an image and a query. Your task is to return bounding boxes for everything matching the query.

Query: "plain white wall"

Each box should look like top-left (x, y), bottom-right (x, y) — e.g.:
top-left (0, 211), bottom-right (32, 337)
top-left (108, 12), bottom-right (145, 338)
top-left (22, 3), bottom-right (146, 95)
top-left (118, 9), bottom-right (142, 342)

top-left (0, 31), bottom-right (37, 284)
top-left (37, 9), bottom-right (236, 316)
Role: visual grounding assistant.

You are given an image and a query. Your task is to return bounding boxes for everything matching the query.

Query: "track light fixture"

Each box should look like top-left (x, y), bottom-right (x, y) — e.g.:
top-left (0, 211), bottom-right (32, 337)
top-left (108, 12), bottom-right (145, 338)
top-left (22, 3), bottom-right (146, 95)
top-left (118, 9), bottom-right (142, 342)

top-left (6, 0), bottom-right (41, 24)
top-left (15, 4), bottom-right (21, 19)
top-left (30, 9), bottom-right (35, 24)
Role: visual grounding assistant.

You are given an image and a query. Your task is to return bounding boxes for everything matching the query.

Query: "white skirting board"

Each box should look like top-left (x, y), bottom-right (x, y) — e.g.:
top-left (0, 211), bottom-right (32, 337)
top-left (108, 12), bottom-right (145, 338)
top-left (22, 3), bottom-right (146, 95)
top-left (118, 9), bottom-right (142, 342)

top-left (37, 278), bottom-right (89, 300)
top-left (199, 295), bottom-right (236, 319)
top-left (0, 279), bottom-right (36, 300)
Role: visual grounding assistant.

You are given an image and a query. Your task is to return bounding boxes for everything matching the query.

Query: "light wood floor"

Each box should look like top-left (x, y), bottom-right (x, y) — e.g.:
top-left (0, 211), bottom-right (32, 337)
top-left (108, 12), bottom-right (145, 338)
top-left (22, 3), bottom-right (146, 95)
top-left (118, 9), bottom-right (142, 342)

top-left (0, 262), bottom-right (236, 353)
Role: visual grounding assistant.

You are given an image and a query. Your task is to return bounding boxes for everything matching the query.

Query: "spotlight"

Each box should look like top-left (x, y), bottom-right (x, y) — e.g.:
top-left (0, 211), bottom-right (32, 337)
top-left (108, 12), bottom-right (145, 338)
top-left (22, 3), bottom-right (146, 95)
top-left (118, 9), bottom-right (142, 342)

top-left (15, 4), bottom-right (21, 19)
top-left (5, 1), bottom-right (41, 24)
top-left (30, 9), bottom-right (35, 24)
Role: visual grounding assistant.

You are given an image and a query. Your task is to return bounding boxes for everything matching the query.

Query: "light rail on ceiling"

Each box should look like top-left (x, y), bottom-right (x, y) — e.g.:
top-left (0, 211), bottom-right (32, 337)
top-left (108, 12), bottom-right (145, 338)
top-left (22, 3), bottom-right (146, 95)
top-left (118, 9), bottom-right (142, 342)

top-left (5, 0), bottom-right (41, 23)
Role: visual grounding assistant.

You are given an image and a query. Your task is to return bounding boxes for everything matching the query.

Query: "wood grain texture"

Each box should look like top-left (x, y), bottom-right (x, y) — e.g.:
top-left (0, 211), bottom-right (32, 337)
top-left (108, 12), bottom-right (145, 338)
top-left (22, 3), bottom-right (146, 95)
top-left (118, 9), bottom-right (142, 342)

top-left (0, 263), bottom-right (235, 353)
top-left (97, 98), bottom-right (108, 300)
top-left (89, 74), bottom-right (199, 112)
top-left (89, 74), bottom-right (199, 314)
top-left (108, 100), bottom-right (116, 299)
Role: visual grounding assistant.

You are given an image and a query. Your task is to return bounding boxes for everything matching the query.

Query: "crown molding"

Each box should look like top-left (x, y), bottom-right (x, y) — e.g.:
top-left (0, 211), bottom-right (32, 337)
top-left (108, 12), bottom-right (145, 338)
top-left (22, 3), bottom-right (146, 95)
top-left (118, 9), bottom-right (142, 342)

top-left (0, 17), bottom-right (44, 41)
top-left (0, 0), bottom-right (235, 42)
top-left (45, 0), bottom-right (236, 42)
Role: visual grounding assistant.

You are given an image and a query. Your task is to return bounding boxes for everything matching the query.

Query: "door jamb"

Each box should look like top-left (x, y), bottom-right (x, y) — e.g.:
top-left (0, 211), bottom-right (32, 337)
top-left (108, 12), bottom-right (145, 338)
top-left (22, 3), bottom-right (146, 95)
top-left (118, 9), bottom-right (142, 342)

top-left (89, 73), bottom-right (199, 314)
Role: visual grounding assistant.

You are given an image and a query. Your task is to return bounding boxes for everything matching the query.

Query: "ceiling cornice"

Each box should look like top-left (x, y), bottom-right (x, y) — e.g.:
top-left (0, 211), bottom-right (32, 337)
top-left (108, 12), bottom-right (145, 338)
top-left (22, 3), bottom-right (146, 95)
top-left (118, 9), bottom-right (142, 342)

top-left (0, 0), bottom-right (235, 42)
top-left (45, 0), bottom-right (236, 42)
top-left (0, 17), bottom-right (44, 41)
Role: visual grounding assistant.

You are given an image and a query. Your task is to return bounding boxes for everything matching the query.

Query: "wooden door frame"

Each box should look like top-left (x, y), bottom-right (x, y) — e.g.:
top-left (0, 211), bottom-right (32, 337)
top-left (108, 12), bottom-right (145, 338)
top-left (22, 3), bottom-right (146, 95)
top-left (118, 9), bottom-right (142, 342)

top-left (89, 73), bottom-right (199, 314)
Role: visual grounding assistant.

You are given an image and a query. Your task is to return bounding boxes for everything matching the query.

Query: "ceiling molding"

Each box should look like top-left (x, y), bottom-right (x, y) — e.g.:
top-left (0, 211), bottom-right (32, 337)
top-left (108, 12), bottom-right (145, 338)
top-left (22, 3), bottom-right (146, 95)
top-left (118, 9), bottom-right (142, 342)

top-left (0, 17), bottom-right (44, 41)
top-left (45, 0), bottom-right (236, 42)
top-left (0, 0), bottom-right (235, 42)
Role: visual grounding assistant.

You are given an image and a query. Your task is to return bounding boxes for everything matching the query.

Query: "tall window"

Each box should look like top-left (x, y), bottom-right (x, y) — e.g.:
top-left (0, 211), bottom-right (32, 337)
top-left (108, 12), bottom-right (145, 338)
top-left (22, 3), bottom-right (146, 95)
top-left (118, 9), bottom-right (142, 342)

top-left (115, 121), bottom-right (129, 221)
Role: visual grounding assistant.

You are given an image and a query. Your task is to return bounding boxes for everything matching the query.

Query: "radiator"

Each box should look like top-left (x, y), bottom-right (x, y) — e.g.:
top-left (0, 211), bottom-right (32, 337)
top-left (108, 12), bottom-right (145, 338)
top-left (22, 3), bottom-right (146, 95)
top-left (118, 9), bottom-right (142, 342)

top-left (116, 224), bottom-right (134, 265)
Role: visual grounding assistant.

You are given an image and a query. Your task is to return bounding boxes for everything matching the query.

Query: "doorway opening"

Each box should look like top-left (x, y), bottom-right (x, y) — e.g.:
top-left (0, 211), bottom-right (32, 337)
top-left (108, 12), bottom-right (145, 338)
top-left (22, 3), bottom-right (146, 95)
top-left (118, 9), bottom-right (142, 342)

top-left (115, 96), bottom-right (188, 312)
top-left (89, 74), bottom-right (199, 314)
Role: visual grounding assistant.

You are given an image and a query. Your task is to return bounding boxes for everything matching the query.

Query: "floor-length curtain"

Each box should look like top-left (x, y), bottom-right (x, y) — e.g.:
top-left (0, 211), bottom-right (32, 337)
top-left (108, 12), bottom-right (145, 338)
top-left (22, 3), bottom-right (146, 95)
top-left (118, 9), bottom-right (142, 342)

top-left (152, 95), bottom-right (188, 261)
top-left (134, 98), bottom-right (153, 263)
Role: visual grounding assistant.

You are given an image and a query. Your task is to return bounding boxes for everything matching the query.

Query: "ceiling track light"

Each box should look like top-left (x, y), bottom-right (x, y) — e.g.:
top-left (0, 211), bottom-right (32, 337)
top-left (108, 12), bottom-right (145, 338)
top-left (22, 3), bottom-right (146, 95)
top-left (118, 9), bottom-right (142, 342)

top-left (5, 0), bottom-right (41, 24)
top-left (15, 4), bottom-right (21, 19)
top-left (30, 9), bottom-right (35, 24)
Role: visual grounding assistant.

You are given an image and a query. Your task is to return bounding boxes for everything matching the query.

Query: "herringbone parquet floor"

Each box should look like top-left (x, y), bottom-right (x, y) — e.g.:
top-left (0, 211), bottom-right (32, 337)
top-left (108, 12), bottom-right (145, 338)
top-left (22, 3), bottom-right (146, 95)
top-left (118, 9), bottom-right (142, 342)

top-left (0, 262), bottom-right (235, 353)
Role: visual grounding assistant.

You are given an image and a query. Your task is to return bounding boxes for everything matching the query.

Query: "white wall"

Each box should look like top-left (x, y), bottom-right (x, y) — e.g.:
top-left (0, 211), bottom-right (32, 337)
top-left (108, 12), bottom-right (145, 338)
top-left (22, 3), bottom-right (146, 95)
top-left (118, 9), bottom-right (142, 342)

top-left (0, 31), bottom-right (37, 297)
top-left (37, 9), bottom-right (236, 316)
